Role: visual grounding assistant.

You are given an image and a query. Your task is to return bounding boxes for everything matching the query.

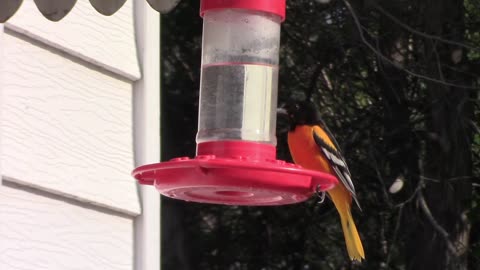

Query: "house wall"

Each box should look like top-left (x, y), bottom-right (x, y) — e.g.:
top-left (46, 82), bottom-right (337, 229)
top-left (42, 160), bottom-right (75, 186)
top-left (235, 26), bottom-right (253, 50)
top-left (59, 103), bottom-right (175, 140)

top-left (0, 182), bottom-right (135, 270)
top-left (0, 1), bottom-right (160, 269)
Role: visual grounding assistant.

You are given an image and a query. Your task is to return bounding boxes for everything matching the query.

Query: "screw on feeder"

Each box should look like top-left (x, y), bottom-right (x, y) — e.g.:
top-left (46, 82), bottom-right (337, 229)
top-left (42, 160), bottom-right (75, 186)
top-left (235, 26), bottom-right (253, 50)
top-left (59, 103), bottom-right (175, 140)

top-left (132, 0), bottom-right (339, 206)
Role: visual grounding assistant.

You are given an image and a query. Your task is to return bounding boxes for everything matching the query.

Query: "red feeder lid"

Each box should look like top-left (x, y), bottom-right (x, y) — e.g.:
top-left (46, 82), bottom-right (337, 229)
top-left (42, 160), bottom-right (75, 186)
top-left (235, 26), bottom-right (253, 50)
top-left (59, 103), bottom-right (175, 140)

top-left (200, 0), bottom-right (286, 21)
top-left (133, 141), bottom-right (338, 206)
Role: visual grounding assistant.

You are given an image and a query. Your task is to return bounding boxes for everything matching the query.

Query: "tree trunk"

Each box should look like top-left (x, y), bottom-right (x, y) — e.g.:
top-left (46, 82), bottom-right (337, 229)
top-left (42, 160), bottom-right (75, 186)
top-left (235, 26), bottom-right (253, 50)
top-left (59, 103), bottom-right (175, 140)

top-left (408, 0), bottom-right (474, 269)
top-left (377, 1), bottom-right (420, 205)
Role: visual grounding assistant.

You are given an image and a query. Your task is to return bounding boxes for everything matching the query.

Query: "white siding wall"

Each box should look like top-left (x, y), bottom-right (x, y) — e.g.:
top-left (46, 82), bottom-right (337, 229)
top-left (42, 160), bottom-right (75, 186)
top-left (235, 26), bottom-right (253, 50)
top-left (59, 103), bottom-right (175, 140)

top-left (0, 182), bottom-right (134, 270)
top-left (0, 0), bottom-right (160, 269)
top-left (2, 31), bottom-right (140, 215)
top-left (6, 0), bottom-right (141, 80)
top-left (132, 2), bottom-right (161, 269)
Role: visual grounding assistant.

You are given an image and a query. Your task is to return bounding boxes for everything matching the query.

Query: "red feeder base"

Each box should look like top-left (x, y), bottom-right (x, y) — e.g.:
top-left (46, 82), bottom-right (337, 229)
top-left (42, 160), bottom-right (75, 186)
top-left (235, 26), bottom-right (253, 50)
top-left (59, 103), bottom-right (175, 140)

top-left (132, 141), bottom-right (338, 206)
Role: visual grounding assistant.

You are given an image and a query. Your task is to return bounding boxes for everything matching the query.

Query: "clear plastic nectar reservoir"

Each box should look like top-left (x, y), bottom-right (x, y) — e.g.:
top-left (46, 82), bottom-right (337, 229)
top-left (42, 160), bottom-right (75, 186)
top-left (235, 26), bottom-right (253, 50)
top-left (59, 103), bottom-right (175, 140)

top-left (196, 8), bottom-right (281, 145)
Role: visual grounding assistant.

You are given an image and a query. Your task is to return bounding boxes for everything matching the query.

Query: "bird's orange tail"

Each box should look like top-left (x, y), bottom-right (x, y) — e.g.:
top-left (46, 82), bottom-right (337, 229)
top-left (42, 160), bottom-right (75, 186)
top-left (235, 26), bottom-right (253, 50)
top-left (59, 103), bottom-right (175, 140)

top-left (328, 186), bottom-right (365, 261)
top-left (339, 207), bottom-right (365, 261)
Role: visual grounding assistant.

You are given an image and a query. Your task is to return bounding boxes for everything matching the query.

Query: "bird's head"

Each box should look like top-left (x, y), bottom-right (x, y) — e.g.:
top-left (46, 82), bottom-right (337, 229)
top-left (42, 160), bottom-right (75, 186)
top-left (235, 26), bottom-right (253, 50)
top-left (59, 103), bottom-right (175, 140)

top-left (277, 101), bottom-right (322, 131)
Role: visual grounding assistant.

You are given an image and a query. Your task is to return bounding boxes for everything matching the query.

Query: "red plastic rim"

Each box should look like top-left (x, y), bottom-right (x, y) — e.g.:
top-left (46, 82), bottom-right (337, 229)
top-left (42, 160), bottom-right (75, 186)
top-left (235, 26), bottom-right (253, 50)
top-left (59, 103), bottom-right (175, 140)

top-left (133, 141), bottom-right (338, 206)
top-left (197, 141), bottom-right (275, 159)
top-left (200, 0), bottom-right (286, 21)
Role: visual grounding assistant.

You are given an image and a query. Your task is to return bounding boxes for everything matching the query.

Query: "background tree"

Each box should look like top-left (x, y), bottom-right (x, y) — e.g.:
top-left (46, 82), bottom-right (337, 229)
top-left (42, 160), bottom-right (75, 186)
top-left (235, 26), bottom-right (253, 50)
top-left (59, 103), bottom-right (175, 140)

top-left (161, 0), bottom-right (480, 269)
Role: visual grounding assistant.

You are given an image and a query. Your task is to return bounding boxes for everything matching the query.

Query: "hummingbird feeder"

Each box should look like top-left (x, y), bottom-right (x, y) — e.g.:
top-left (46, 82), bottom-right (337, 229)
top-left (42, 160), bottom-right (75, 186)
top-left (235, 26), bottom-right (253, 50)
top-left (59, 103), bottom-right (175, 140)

top-left (132, 0), bottom-right (338, 206)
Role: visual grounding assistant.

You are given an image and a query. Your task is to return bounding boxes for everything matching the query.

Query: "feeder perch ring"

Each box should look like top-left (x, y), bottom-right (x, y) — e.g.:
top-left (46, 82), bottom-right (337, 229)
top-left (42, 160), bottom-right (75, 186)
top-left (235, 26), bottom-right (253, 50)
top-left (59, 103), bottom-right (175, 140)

top-left (133, 153), bottom-right (338, 206)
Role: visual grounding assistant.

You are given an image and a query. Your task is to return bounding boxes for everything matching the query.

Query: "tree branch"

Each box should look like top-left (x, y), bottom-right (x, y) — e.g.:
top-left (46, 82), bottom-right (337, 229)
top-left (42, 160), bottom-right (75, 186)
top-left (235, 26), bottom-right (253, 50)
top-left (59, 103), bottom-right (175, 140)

top-left (417, 191), bottom-right (457, 254)
top-left (342, 0), bottom-right (479, 90)
top-left (373, 4), bottom-right (480, 52)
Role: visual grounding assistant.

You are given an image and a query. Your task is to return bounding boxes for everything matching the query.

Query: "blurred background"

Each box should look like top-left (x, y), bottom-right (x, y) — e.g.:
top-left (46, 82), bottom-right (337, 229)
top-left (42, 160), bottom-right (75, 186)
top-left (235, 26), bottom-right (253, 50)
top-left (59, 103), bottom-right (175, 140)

top-left (161, 0), bottom-right (480, 269)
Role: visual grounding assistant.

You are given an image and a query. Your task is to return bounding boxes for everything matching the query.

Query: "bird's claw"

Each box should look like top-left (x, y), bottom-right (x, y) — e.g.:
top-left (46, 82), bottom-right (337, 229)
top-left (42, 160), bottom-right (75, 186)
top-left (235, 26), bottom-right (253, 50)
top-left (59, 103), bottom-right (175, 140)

top-left (315, 185), bottom-right (326, 204)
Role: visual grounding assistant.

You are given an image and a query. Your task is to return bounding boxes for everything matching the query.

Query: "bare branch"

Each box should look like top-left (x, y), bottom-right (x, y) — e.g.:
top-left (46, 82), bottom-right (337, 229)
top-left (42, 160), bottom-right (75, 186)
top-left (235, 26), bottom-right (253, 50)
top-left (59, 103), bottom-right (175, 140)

top-left (395, 178), bottom-right (424, 208)
top-left (342, 0), bottom-right (479, 90)
top-left (373, 4), bottom-right (480, 52)
top-left (418, 191), bottom-right (457, 254)
top-left (386, 206), bottom-right (404, 268)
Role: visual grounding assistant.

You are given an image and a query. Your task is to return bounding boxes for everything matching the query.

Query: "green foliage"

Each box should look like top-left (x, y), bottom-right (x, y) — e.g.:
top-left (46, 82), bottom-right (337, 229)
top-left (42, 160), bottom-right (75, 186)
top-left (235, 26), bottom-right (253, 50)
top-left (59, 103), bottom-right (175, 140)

top-left (161, 0), bottom-right (480, 269)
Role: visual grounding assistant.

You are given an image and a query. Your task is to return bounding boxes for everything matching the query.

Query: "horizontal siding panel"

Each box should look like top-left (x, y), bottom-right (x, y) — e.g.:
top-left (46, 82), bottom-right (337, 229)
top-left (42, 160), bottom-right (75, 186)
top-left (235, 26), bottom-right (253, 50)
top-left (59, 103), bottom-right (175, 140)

top-left (1, 32), bottom-right (141, 215)
top-left (0, 182), bottom-right (134, 270)
top-left (5, 0), bottom-right (141, 80)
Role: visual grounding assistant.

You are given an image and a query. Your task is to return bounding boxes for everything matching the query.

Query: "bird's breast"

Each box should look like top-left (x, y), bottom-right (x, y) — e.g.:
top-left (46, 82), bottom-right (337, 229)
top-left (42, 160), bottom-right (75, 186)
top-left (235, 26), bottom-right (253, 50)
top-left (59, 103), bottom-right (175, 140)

top-left (287, 125), bottom-right (333, 174)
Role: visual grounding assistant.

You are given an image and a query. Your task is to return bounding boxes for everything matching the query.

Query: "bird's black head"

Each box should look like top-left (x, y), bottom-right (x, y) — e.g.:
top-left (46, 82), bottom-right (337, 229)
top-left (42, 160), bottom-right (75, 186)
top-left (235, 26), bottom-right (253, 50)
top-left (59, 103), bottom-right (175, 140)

top-left (278, 101), bottom-right (322, 131)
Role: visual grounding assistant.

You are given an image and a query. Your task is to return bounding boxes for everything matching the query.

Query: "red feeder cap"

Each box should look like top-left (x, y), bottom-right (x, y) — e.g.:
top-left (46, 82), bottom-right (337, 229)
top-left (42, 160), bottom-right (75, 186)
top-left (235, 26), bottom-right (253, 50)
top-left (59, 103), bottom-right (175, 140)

top-left (200, 0), bottom-right (286, 21)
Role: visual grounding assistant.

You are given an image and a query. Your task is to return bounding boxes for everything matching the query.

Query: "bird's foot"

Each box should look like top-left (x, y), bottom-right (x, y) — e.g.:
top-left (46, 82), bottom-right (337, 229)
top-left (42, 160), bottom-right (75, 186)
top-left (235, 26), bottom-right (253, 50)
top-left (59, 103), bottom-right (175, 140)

top-left (315, 185), bottom-right (326, 204)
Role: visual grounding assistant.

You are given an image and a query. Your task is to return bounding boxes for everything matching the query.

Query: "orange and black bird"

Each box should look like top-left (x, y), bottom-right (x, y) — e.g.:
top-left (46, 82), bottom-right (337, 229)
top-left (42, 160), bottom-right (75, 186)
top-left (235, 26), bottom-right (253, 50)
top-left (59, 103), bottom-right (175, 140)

top-left (279, 101), bottom-right (365, 261)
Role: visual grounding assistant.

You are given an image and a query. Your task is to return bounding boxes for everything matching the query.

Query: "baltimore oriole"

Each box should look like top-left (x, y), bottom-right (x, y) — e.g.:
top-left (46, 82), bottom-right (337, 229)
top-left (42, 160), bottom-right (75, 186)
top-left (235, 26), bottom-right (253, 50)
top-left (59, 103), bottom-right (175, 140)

top-left (279, 101), bottom-right (365, 261)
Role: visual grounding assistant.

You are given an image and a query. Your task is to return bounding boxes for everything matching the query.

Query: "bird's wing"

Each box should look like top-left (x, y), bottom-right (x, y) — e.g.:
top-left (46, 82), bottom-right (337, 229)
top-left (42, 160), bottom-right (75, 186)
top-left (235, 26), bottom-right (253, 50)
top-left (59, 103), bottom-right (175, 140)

top-left (312, 126), bottom-right (361, 210)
